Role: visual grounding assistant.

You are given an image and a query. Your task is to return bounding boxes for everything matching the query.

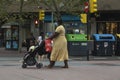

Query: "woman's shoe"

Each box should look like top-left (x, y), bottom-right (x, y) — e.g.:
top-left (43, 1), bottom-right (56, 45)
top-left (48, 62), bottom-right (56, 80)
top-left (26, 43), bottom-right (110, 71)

top-left (62, 60), bottom-right (68, 68)
top-left (61, 66), bottom-right (69, 68)
top-left (46, 61), bottom-right (55, 69)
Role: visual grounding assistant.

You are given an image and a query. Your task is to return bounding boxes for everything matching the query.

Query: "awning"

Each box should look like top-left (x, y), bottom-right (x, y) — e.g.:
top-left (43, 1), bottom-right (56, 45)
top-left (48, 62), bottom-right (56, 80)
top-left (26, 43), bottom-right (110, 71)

top-left (1, 22), bottom-right (19, 28)
top-left (44, 14), bottom-right (80, 22)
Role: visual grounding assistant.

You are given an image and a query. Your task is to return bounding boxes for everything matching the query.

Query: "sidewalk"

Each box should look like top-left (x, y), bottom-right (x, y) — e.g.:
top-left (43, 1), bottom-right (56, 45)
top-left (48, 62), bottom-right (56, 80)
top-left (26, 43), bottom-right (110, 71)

top-left (0, 47), bottom-right (25, 57)
top-left (0, 47), bottom-right (120, 61)
top-left (0, 57), bottom-right (120, 80)
top-left (0, 48), bottom-right (120, 80)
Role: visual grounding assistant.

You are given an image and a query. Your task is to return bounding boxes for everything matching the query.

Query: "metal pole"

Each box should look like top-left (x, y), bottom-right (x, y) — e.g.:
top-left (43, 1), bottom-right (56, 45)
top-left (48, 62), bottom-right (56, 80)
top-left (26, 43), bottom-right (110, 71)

top-left (51, 11), bottom-right (54, 32)
top-left (18, 0), bottom-right (24, 53)
top-left (86, 3), bottom-right (91, 60)
top-left (87, 12), bottom-right (91, 40)
top-left (86, 13), bottom-right (90, 61)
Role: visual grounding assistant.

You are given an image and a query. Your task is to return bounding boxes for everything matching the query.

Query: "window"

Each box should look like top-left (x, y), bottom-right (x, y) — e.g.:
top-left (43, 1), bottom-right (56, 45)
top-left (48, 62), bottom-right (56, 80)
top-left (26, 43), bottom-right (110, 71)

top-left (63, 22), bottom-right (87, 34)
top-left (97, 22), bottom-right (118, 35)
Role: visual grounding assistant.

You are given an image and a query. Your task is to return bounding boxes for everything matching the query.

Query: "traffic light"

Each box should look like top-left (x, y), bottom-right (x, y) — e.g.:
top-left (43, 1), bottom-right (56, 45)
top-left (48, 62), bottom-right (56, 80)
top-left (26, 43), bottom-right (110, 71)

top-left (89, 0), bottom-right (97, 13)
top-left (39, 10), bottom-right (45, 20)
top-left (84, 2), bottom-right (89, 13)
top-left (34, 20), bottom-right (39, 28)
top-left (80, 13), bottom-right (87, 23)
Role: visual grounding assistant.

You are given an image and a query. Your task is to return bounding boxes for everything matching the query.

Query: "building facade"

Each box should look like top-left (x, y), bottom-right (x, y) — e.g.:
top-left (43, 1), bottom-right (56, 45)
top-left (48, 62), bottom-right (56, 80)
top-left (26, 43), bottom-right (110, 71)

top-left (91, 0), bottom-right (120, 37)
top-left (1, 0), bottom-right (120, 53)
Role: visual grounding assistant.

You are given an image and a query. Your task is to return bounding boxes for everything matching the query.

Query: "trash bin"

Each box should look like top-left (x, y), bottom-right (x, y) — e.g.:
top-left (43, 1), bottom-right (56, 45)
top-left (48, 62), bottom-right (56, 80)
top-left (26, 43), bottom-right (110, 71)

top-left (115, 34), bottom-right (120, 56)
top-left (66, 34), bottom-right (88, 56)
top-left (93, 34), bottom-right (115, 56)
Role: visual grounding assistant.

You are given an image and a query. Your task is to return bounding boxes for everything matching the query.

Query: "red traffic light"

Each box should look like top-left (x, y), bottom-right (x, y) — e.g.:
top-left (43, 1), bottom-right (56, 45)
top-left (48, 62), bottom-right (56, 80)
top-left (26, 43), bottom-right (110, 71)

top-left (84, 2), bottom-right (89, 13)
top-left (35, 20), bottom-right (38, 25)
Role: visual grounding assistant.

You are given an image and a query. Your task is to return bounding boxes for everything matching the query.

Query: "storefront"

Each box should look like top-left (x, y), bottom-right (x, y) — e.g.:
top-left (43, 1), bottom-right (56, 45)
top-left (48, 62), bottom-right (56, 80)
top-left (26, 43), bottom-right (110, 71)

top-left (96, 12), bottom-right (120, 35)
top-left (96, 0), bottom-right (120, 34)
top-left (2, 23), bottom-right (19, 50)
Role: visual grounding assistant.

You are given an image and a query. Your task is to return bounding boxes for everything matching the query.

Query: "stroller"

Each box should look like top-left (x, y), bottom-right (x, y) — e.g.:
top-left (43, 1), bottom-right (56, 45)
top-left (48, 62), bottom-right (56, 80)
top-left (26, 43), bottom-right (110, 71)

top-left (22, 39), bottom-right (52, 69)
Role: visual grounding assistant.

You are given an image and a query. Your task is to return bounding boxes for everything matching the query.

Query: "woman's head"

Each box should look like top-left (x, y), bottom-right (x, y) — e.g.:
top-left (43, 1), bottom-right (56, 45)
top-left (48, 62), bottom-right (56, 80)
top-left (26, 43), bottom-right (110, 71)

top-left (57, 19), bottom-right (62, 26)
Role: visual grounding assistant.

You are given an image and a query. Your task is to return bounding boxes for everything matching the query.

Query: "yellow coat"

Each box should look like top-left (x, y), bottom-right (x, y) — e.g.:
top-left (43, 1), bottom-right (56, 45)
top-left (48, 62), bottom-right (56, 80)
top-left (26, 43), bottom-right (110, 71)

top-left (50, 25), bottom-right (69, 61)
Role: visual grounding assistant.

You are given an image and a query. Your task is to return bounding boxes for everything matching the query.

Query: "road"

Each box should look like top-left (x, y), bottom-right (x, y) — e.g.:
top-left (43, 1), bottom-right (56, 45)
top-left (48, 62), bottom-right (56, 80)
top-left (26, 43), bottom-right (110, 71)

top-left (0, 57), bottom-right (120, 80)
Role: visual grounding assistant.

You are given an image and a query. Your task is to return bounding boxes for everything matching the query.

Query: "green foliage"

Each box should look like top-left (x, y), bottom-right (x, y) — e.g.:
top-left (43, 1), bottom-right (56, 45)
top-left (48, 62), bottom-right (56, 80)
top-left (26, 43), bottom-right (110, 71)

top-left (0, 0), bottom-right (87, 25)
top-left (0, 0), bottom-right (38, 25)
top-left (39, 0), bottom-right (86, 13)
top-left (37, 0), bottom-right (86, 20)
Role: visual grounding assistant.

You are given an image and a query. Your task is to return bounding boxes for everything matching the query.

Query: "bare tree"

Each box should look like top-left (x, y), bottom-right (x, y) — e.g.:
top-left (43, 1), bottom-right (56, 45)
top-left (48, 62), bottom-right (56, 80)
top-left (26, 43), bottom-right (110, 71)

top-left (0, 0), bottom-right (86, 24)
top-left (36, 0), bottom-right (86, 21)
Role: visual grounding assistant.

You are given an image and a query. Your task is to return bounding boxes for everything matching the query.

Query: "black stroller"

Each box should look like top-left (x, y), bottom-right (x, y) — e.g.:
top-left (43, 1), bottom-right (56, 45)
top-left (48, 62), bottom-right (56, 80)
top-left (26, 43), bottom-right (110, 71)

top-left (22, 40), bottom-right (47, 69)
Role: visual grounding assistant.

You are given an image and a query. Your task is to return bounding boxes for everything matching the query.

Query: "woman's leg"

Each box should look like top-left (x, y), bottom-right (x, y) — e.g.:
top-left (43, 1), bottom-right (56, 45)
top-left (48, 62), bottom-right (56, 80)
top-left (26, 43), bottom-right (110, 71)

top-left (47, 61), bottom-right (55, 68)
top-left (62, 60), bottom-right (68, 68)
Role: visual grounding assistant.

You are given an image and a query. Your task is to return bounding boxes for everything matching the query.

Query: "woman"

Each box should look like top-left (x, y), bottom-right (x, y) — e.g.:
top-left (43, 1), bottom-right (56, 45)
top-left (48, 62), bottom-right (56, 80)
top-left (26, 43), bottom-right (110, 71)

top-left (48, 20), bottom-right (69, 68)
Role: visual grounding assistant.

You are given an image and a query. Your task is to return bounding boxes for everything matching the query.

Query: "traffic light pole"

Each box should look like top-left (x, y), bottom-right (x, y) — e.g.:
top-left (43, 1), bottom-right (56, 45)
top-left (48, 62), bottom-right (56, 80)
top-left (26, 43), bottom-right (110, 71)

top-left (84, 1), bottom-right (90, 40)
top-left (86, 0), bottom-right (98, 60)
top-left (86, 12), bottom-right (90, 61)
top-left (87, 12), bottom-right (91, 40)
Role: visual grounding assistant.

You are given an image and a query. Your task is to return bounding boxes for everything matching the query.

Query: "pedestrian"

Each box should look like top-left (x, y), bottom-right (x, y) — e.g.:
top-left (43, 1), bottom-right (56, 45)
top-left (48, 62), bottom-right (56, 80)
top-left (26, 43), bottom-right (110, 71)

top-left (37, 32), bottom-right (44, 45)
top-left (45, 38), bottom-right (52, 62)
top-left (25, 32), bottom-right (36, 51)
top-left (34, 39), bottom-right (52, 63)
top-left (47, 19), bottom-right (69, 69)
top-left (37, 32), bottom-right (45, 61)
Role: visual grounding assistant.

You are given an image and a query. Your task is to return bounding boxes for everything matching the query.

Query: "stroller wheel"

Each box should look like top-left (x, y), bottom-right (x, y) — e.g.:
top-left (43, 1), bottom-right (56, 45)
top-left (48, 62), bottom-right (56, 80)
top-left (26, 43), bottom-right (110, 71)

top-left (22, 63), bottom-right (27, 68)
top-left (36, 63), bottom-right (43, 69)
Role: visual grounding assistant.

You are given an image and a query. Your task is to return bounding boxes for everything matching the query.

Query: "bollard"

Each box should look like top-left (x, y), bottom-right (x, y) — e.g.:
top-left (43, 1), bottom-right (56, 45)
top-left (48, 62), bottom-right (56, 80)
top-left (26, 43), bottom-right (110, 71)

top-left (87, 49), bottom-right (90, 61)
